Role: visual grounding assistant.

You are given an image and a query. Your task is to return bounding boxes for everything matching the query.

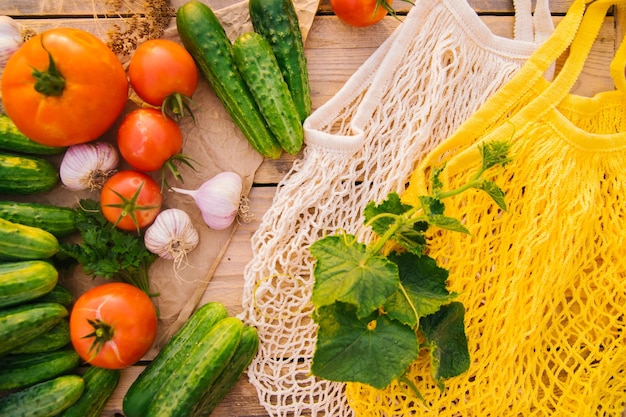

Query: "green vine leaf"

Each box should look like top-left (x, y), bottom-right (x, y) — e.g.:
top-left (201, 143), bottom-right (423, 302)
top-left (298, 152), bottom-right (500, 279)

top-left (384, 252), bottom-right (457, 327)
top-left (364, 193), bottom-right (428, 255)
top-left (420, 302), bottom-right (470, 390)
top-left (476, 179), bottom-right (507, 211)
top-left (310, 235), bottom-right (399, 319)
top-left (311, 302), bottom-right (419, 389)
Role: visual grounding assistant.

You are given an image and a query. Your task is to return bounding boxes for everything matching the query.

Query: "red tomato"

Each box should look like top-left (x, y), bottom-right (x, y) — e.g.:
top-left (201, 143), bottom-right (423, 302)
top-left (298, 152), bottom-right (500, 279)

top-left (1, 28), bottom-right (129, 146)
top-left (330, 0), bottom-right (392, 27)
top-left (69, 282), bottom-right (158, 369)
top-left (128, 39), bottom-right (198, 118)
top-left (117, 108), bottom-right (183, 172)
top-left (100, 170), bottom-right (163, 231)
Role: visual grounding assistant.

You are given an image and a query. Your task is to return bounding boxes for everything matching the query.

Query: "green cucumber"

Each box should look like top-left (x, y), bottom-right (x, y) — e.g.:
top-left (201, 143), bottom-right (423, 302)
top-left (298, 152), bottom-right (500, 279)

top-left (249, 0), bottom-right (311, 122)
top-left (10, 318), bottom-right (71, 354)
top-left (58, 365), bottom-right (120, 417)
top-left (145, 316), bottom-right (244, 417)
top-left (233, 32), bottom-right (304, 154)
top-left (0, 201), bottom-right (77, 237)
top-left (176, 0), bottom-right (283, 159)
top-left (0, 302), bottom-right (68, 356)
top-left (0, 152), bottom-right (59, 195)
top-left (0, 348), bottom-right (80, 390)
top-left (0, 114), bottom-right (67, 155)
top-left (0, 374), bottom-right (84, 417)
top-left (34, 284), bottom-right (74, 307)
top-left (0, 260), bottom-right (59, 308)
top-left (191, 325), bottom-right (259, 417)
top-left (123, 301), bottom-right (229, 417)
top-left (0, 217), bottom-right (60, 261)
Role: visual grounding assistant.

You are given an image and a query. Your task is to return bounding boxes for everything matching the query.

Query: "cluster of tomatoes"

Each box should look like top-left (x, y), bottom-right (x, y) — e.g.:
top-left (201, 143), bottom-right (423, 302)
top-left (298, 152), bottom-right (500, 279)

top-left (1, 28), bottom-right (199, 232)
top-left (1, 28), bottom-right (200, 369)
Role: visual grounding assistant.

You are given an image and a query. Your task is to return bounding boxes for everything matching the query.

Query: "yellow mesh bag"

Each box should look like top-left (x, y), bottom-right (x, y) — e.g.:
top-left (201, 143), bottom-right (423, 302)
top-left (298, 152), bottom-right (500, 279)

top-left (346, 0), bottom-right (626, 415)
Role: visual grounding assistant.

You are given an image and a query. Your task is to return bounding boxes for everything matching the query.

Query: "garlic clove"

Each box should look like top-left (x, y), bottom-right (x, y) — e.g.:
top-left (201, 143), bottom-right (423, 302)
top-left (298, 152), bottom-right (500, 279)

top-left (171, 171), bottom-right (243, 230)
top-left (144, 208), bottom-right (200, 263)
top-left (59, 142), bottom-right (119, 191)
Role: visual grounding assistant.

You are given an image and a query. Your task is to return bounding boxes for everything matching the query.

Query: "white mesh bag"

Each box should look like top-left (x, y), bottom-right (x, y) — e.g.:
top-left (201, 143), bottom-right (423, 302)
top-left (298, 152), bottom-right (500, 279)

top-left (239, 0), bottom-right (554, 415)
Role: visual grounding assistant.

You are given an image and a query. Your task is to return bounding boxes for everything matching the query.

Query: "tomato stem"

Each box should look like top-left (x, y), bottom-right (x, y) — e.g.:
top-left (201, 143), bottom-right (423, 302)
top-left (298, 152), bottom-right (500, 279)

top-left (82, 318), bottom-right (114, 360)
top-left (32, 35), bottom-right (66, 96)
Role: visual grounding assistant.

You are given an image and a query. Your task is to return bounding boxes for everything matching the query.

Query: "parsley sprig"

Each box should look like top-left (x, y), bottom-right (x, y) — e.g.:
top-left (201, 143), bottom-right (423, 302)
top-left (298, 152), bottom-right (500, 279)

top-left (60, 199), bottom-right (157, 296)
top-left (309, 140), bottom-right (511, 396)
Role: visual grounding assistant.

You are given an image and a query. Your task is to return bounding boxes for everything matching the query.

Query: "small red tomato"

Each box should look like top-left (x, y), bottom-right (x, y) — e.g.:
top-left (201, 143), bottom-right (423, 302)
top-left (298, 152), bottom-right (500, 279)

top-left (100, 170), bottom-right (162, 231)
top-left (330, 0), bottom-right (392, 27)
top-left (128, 39), bottom-right (198, 118)
top-left (117, 108), bottom-right (183, 172)
top-left (69, 282), bottom-right (158, 369)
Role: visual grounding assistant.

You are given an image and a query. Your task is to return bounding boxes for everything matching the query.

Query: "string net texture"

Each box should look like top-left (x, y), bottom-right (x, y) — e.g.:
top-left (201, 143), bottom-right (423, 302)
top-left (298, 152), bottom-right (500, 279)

top-left (346, 1), bottom-right (626, 415)
top-left (238, 0), bottom-right (553, 415)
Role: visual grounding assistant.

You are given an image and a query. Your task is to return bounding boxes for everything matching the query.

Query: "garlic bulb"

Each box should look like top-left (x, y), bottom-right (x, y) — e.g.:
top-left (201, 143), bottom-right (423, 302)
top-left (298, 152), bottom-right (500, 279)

top-left (171, 171), bottom-right (243, 230)
top-left (144, 208), bottom-right (200, 263)
top-left (0, 16), bottom-right (23, 69)
top-left (59, 142), bottom-right (119, 191)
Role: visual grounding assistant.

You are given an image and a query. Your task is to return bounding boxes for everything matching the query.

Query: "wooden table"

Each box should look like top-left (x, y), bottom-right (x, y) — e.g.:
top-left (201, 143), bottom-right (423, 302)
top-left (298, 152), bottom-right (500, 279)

top-left (2, 1), bottom-right (623, 415)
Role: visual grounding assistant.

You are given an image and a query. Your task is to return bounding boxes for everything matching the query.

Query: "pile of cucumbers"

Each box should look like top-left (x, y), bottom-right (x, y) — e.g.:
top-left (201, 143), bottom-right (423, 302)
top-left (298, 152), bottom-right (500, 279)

top-left (177, 0), bottom-right (312, 159)
top-left (0, 114), bottom-right (121, 417)
top-left (0, 228), bottom-right (120, 417)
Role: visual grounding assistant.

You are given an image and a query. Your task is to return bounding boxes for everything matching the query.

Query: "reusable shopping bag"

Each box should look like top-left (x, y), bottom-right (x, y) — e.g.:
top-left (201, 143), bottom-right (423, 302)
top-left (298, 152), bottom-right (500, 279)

top-left (346, 0), bottom-right (626, 415)
top-left (238, 0), bottom-right (554, 415)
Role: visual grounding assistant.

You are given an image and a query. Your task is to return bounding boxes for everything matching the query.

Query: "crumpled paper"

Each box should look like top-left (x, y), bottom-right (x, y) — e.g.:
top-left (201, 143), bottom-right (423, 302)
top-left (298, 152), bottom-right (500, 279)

top-left (5, 0), bottom-right (319, 353)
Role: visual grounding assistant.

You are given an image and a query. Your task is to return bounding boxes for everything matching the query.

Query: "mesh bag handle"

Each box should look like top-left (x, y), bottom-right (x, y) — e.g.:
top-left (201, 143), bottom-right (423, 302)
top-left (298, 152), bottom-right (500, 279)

top-left (403, 0), bottom-right (624, 201)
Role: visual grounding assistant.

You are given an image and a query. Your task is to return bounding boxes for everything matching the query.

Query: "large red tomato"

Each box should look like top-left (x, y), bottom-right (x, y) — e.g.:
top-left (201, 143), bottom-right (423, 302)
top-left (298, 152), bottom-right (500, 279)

top-left (100, 170), bottom-right (163, 232)
top-left (117, 108), bottom-right (183, 172)
top-left (69, 282), bottom-right (158, 369)
top-left (330, 0), bottom-right (392, 27)
top-left (128, 39), bottom-right (198, 119)
top-left (1, 28), bottom-right (129, 146)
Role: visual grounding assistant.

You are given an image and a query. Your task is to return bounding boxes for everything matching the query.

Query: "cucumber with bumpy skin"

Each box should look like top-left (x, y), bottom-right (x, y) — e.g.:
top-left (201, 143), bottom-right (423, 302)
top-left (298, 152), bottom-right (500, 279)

top-left (233, 32), bottom-right (304, 155)
top-left (10, 318), bottom-right (71, 354)
top-left (0, 201), bottom-right (77, 237)
top-left (0, 374), bottom-right (84, 417)
top-left (249, 0), bottom-right (311, 122)
top-left (176, 0), bottom-right (283, 159)
top-left (0, 260), bottom-right (58, 308)
top-left (58, 365), bottom-right (120, 417)
top-left (191, 324), bottom-right (259, 417)
top-left (0, 348), bottom-right (81, 390)
top-left (0, 217), bottom-right (60, 261)
top-left (0, 152), bottom-right (59, 195)
top-left (0, 302), bottom-right (68, 356)
top-left (145, 317), bottom-right (244, 417)
top-left (123, 301), bottom-right (229, 417)
top-left (34, 284), bottom-right (73, 307)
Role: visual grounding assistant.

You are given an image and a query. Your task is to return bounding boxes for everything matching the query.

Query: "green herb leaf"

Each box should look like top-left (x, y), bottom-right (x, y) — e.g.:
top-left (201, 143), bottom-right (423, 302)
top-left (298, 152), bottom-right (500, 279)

top-left (310, 235), bottom-right (399, 319)
top-left (420, 302), bottom-right (470, 390)
top-left (384, 252), bottom-right (457, 327)
top-left (476, 179), bottom-right (507, 211)
top-left (428, 214), bottom-right (469, 234)
top-left (59, 199), bottom-right (157, 295)
top-left (312, 303), bottom-right (419, 389)
top-left (418, 195), bottom-right (445, 216)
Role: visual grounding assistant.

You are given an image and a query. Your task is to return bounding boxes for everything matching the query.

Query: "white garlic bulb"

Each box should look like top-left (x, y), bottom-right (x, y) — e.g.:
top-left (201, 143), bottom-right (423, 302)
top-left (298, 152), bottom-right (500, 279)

top-left (59, 142), bottom-right (119, 191)
top-left (0, 16), bottom-right (23, 69)
top-left (144, 208), bottom-right (200, 264)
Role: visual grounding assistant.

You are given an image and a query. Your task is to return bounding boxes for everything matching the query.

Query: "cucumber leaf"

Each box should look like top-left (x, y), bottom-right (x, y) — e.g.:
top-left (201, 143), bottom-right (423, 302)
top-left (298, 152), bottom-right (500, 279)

top-left (364, 193), bottom-right (428, 255)
top-left (384, 251), bottom-right (457, 327)
top-left (312, 302), bottom-right (419, 389)
top-left (310, 235), bottom-right (399, 319)
top-left (420, 302), bottom-right (470, 390)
